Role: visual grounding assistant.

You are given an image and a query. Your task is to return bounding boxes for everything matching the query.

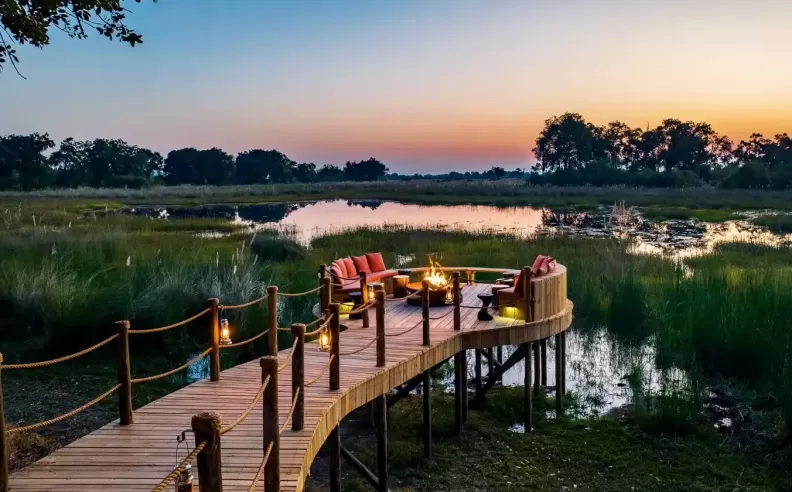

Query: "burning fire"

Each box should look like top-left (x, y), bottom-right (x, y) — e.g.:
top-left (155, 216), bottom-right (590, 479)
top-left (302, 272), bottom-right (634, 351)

top-left (423, 256), bottom-right (449, 289)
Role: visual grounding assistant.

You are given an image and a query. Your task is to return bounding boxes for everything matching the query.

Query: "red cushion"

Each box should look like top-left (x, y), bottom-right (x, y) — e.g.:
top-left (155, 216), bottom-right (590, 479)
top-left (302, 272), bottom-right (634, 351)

top-left (514, 269), bottom-right (527, 294)
top-left (531, 255), bottom-right (546, 273)
top-left (342, 257), bottom-right (356, 276)
top-left (368, 270), bottom-right (397, 282)
top-left (536, 256), bottom-right (556, 276)
top-left (365, 252), bottom-right (386, 272)
top-left (352, 255), bottom-right (371, 274)
top-left (330, 263), bottom-right (346, 286)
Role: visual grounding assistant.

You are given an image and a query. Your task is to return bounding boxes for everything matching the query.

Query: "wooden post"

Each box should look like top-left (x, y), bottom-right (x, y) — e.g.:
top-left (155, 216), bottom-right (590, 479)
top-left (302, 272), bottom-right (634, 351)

top-left (452, 272), bottom-right (461, 330)
top-left (375, 394), bottom-right (388, 492)
top-left (422, 369), bottom-right (431, 459)
top-left (329, 425), bottom-right (341, 492)
top-left (524, 343), bottom-right (533, 433)
top-left (375, 289), bottom-right (385, 367)
top-left (261, 356), bottom-right (280, 491)
top-left (115, 320), bottom-right (133, 425)
top-left (291, 323), bottom-right (305, 431)
top-left (360, 271), bottom-right (369, 328)
top-left (497, 346), bottom-right (504, 383)
top-left (321, 276), bottom-right (332, 314)
top-left (461, 350), bottom-right (468, 423)
top-left (0, 354), bottom-right (8, 492)
top-left (454, 353), bottom-right (463, 434)
top-left (192, 412), bottom-right (223, 492)
top-left (486, 348), bottom-right (494, 379)
top-left (540, 339), bottom-right (548, 386)
top-left (555, 334), bottom-right (563, 416)
top-left (208, 298), bottom-right (220, 382)
top-left (522, 266), bottom-right (531, 322)
top-left (329, 303), bottom-right (340, 391)
top-left (475, 349), bottom-right (483, 407)
top-left (561, 331), bottom-right (567, 396)
top-left (319, 263), bottom-right (327, 279)
top-left (421, 279), bottom-right (430, 346)
top-left (533, 342), bottom-right (541, 393)
top-left (267, 286), bottom-right (278, 356)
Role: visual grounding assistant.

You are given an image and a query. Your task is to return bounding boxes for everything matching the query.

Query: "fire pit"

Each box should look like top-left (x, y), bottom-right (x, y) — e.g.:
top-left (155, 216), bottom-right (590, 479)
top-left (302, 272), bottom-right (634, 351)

top-left (405, 256), bottom-right (462, 307)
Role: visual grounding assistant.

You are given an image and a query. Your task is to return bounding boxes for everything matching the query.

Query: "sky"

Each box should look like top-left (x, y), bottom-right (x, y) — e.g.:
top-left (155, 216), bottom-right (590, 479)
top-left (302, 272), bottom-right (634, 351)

top-left (2, 0), bottom-right (792, 173)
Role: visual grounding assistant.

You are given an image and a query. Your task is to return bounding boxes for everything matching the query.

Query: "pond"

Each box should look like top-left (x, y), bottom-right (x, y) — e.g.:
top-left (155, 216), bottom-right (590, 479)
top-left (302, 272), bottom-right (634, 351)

top-left (125, 199), bottom-right (792, 259)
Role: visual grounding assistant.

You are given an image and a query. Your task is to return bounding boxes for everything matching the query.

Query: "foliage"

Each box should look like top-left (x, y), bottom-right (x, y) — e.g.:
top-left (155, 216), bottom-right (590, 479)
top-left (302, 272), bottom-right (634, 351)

top-left (0, 0), bottom-right (148, 76)
top-left (343, 157), bottom-right (389, 181)
top-left (163, 147), bottom-right (234, 186)
top-left (249, 236), bottom-right (307, 262)
top-left (0, 133), bottom-right (54, 189)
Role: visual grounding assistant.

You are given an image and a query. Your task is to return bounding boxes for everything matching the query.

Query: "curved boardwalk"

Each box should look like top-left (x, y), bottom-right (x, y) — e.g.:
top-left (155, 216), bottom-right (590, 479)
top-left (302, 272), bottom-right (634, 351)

top-left (9, 282), bottom-right (572, 491)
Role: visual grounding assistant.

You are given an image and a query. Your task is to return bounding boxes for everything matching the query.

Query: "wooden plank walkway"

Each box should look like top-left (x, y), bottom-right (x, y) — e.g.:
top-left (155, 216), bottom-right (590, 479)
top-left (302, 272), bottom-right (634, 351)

top-left (9, 283), bottom-right (573, 491)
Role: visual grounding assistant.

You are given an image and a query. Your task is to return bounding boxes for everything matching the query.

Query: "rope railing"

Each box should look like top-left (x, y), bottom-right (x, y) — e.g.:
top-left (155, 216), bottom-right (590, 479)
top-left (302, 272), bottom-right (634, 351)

top-left (340, 335), bottom-right (379, 356)
top-left (131, 348), bottom-right (212, 384)
top-left (219, 329), bottom-right (270, 349)
top-left (428, 308), bottom-right (455, 321)
top-left (278, 338), bottom-right (299, 373)
top-left (6, 383), bottom-right (121, 434)
top-left (458, 299), bottom-right (521, 310)
top-left (128, 307), bottom-right (211, 335)
top-left (277, 285), bottom-right (323, 297)
top-left (220, 375), bottom-right (270, 435)
top-left (305, 355), bottom-right (335, 387)
top-left (384, 290), bottom-right (423, 302)
top-left (303, 315), bottom-right (325, 329)
top-left (347, 300), bottom-right (376, 315)
top-left (1, 333), bottom-right (119, 370)
top-left (279, 388), bottom-right (301, 434)
top-left (220, 292), bottom-right (269, 311)
top-left (385, 319), bottom-right (422, 338)
top-left (150, 440), bottom-right (207, 492)
top-left (247, 441), bottom-right (275, 492)
top-left (331, 273), bottom-right (361, 281)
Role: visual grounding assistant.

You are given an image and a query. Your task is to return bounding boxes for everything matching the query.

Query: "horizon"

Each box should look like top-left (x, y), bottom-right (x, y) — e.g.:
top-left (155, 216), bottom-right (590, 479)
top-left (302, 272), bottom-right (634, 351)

top-left (2, 0), bottom-right (791, 174)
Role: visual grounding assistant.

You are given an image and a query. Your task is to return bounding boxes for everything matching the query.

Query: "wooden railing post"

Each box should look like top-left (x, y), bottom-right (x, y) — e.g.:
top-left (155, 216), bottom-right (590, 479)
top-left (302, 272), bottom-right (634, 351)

top-left (360, 271), bottom-right (369, 328)
top-left (421, 279), bottom-right (430, 346)
top-left (452, 272), bottom-right (461, 331)
top-left (319, 263), bottom-right (327, 280)
top-left (115, 320), bottom-right (133, 425)
top-left (329, 303), bottom-right (341, 391)
top-left (0, 354), bottom-right (8, 492)
top-left (192, 412), bottom-right (223, 492)
top-left (261, 356), bottom-right (280, 491)
top-left (291, 323), bottom-right (305, 431)
top-left (267, 286), bottom-right (278, 356)
top-left (321, 276), bottom-right (332, 314)
top-left (208, 298), bottom-right (220, 382)
top-left (375, 289), bottom-right (385, 367)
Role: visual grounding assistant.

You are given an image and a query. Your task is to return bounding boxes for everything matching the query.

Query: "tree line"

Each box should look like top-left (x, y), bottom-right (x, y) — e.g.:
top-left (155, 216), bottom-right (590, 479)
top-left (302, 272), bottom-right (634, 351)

top-left (530, 113), bottom-right (792, 189)
top-left (0, 135), bottom-right (389, 190)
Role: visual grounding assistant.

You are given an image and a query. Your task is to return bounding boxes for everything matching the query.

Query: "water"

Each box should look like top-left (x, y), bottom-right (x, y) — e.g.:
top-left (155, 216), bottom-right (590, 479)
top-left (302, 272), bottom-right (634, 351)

top-left (124, 199), bottom-right (792, 258)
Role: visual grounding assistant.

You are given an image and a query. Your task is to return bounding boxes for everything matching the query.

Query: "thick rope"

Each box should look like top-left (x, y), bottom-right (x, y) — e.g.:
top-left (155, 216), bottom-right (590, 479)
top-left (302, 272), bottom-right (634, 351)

top-left (304, 316), bottom-right (324, 329)
top-left (150, 440), bottom-right (207, 492)
top-left (221, 375), bottom-right (270, 435)
top-left (247, 441), bottom-right (275, 492)
top-left (6, 384), bottom-right (121, 434)
top-left (278, 338), bottom-right (299, 373)
top-left (428, 308), bottom-right (455, 320)
top-left (279, 388), bottom-right (301, 434)
top-left (385, 320), bottom-right (422, 338)
top-left (332, 274), bottom-right (361, 281)
top-left (305, 355), bottom-right (335, 387)
top-left (131, 348), bottom-right (212, 384)
top-left (340, 335), bottom-right (379, 356)
top-left (221, 293), bottom-right (269, 311)
top-left (278, 285), bottom-right (323, 297)
top-left (129, 308), bottom-right (211, 335)
top-left (347, 300), bottom-right (376, 315)
top-left (459, 300), bottom-right (520, 309)
top-left (304, 325), bottom-right (327, 341)
top-left (1, 333), bottom-right (119, 370)
top-left (384, 290), bottom-right (423, 302)
top-left (220, 329), bottom-right (270, 349)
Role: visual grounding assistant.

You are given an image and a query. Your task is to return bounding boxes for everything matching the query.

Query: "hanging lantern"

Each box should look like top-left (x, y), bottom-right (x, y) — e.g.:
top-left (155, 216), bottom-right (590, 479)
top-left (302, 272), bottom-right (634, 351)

top-left (220, 318), bottom-right (232, 345)
top-left (319, 329), bottom-right (331, 352)
top-left (175, 463), bottom-right (194, 492)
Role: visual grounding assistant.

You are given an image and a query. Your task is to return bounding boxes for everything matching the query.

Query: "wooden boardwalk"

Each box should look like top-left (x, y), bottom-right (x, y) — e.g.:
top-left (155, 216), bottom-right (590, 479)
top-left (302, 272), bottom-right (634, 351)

top-left (9, 283), bottom-right (572, 491)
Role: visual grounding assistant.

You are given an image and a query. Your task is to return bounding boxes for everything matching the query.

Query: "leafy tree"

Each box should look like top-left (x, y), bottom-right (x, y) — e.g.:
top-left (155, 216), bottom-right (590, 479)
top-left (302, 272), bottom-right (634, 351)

top-left (317, 164), bottom-right (344, 182)
top-left (50, 138), bottom-right (160, 187)
top-left (484, 166), bottom-right (506, 178)
top-left (292, 162), bottom-right (317, 182)
top-left (235, 149), bottom-right (294, 184)
top-left (533, 113), bottom-right (597, 172)
top-left (0, 0), bottom-right (148, 77)
top-left (343, 158), bottom-right (388, 181)
top-left (0, 132), bottom-right (54, 189)
top-left (164, 147), bottom-right (234, 185)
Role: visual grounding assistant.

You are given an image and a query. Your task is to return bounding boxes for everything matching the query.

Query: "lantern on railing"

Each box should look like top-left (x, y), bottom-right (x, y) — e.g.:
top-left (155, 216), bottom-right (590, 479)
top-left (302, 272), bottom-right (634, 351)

top-left (367, 282), bottom-right (383, 300)
top-left (319, 329), bottom-right (331, 352)
top-left (220, 318), bottom-right (232, 345)
top-left (175, 463), bottom-right (194, 492)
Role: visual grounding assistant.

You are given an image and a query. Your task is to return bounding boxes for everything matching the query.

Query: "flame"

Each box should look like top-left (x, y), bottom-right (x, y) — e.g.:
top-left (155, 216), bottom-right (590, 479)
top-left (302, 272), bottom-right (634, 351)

top-left (423, 255), bottom-right (449, 289)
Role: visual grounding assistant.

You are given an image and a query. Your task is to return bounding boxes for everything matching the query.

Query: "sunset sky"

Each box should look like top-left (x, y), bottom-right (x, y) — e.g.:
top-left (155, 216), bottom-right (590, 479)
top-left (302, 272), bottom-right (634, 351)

top-left (2, 0), bottom-right (791, 173)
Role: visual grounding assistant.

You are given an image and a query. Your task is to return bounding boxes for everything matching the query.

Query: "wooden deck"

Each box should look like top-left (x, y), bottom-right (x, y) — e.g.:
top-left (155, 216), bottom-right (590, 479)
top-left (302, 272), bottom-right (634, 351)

top-left (9, 283), bottom-right (573, 491)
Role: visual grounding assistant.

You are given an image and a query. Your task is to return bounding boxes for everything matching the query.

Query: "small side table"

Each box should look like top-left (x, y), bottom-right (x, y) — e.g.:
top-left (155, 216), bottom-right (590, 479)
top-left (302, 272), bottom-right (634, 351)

top-left (392, 275), bottom-right (410, 298)
top-left (397, 269), bottom-right (412, 276)
top-left (477, 293), bottom-right (494, 321)
top-left (348, 292), bottom-right (363, 320)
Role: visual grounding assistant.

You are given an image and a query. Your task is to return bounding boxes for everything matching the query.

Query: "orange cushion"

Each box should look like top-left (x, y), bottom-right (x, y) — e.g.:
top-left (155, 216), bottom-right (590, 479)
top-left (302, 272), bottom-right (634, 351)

top-left (331, 260), bottom-right (347, 278)
top-left (531, 255), bottom-right (546, 273)
top-left (537, 256), bottom-right (556, 276)
top-left (352, 255), bottom-right (371, 274)
top-left (342, 257), bottom-right (356, 276)
top-left (365, 252), bottom-right (386, 272)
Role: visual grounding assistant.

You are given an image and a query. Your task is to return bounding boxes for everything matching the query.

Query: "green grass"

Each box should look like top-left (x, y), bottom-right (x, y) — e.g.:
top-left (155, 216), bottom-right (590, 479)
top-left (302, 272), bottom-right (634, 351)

top-left (751, 213), bottom-right (792, 233)
top-left (641, 206), bottom-right (739, 222)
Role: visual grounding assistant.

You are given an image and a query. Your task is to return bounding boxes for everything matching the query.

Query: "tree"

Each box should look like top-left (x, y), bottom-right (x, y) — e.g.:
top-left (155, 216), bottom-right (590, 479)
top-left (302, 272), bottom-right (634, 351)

top-left (343, 158), bottom-right (388, 181)
top-left (50, 138), bottom-right (161, 187)
top-left (532, 113), bottom-right (596, 172)
top-left (235, 149), bottom-right (294, 184)
top-left (317, 164), bottom-right (344, 182)
top-left (0, 133), bottom-right (54, 189)
top-left (292, 162), bottom-right (317, 182)
top-left (163, 147), bottom-right (234, 185)
top-left (0, 0), bottom-right (149, 77)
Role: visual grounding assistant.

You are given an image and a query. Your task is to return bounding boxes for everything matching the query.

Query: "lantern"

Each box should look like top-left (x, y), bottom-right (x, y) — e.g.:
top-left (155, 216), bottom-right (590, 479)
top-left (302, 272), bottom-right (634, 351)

top-left (319, 329), bottom-right (331, 352)
top-left (220, 318), bottom-right (232, 345)
top-left (367, 282), bottom-right (383, 299)
top-left (175, 463), bottom-right (194, 492)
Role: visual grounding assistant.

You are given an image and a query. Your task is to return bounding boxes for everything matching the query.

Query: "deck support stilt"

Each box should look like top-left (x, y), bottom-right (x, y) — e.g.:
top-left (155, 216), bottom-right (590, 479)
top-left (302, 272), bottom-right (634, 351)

top-left (376, 394), bottom-right (388, 492)
top-left (474, 349), bottom-right (484, 408)
top-left (540, 338), bottom-right (548, 386)
top-left (555, 334), bottom-right (564, 416)
top-left (523, 342), bottom-right (533, 433)
top-left (422, 369), bottom-right (431, 459)
top-left (482, 343), bottom-right (528, 394)
top-left (454, 353), bottom-right (463, 434)
top-left (533, 341), bottom-right (541, 394)
top-left (561, 331), bottom-right (567, 396)
top-left (461, 350), bottom-right (468, 424)
top-left (496, 346), bottom-right (503, 383)
top-left (486, 348), bottom-right (494, 382)
top-left (329, 425), bottom-right (341, 492)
